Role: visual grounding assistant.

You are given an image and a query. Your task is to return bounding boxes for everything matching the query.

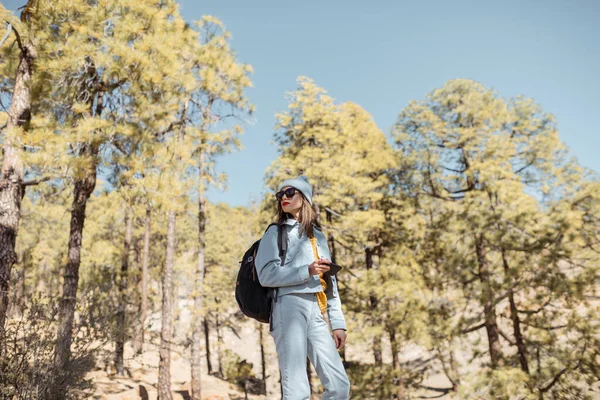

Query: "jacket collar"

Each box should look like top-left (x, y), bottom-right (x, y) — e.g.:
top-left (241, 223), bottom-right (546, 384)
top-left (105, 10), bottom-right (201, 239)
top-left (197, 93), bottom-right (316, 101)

top-left (282, 219), bottom-right (322, 232)
top-left (283, 218), bottom-right (298, 226)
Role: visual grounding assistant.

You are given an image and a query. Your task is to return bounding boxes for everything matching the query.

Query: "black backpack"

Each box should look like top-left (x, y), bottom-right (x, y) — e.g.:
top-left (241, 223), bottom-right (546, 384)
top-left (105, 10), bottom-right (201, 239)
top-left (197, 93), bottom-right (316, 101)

top-left (235, 223), bottom-right (288, 328)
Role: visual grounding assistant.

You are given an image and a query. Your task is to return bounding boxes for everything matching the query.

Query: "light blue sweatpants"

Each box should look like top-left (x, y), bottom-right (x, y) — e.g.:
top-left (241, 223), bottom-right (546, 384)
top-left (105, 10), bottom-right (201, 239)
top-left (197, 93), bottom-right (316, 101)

top-left (270, 292), bottom-right (351, 400)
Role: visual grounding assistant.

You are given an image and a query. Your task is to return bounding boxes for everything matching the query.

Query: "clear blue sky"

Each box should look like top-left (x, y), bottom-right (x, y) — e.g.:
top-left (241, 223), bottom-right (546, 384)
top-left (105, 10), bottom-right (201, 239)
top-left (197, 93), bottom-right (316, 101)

top-left (180, 0), bottom-right (600, 206)
top-left (4, 0), bottom-right (600, 206)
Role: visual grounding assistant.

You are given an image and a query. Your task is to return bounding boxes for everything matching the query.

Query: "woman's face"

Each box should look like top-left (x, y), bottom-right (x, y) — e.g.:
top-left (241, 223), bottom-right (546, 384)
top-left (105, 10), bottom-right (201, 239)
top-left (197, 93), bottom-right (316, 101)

top-left (278, 186), bottom-right (302, 217)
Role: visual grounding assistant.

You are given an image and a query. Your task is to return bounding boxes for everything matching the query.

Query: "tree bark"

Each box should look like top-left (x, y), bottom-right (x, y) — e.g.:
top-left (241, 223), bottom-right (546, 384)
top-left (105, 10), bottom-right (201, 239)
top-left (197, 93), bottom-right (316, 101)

top-left (191, 147), bottom-right (206, 400)
top-left (54, 155), bottom-right (98, 376)
top-left (115, 205), bottom-right (133, 374)
top-left (138, 208), bottom-right (151, 354)
top-left (475, 236), bottom-right (503, 368)
top-left (326, 209), bottom-right (346, 362)
top-left (158, 210), bottom-right (176, 400)
top-left (259, 323), bottom-right (267, 395)
top-left (390, 316), bottom-right (405, 400)
top-left (389, 324), bottom-right (400, 370)
top-left (0, 7), bottom-right (37, 340)
top-left (366, 248), bottom-right (383, 365)
top-left (54, 59), bottom-right (104, 383)
top-left (132, 235), bottom-right (142, 355)
top-left (501, 249), bottom-right (529, 374)
top-left (203, 316), bottom-right (212, 375)
top-left (216, 313), bottom-right (223, 378)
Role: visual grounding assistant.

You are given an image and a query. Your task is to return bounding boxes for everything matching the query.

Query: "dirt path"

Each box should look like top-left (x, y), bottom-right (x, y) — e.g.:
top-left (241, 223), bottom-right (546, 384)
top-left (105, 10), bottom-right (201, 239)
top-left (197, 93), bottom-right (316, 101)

top-left (87, 340), bottom-right (267, 400)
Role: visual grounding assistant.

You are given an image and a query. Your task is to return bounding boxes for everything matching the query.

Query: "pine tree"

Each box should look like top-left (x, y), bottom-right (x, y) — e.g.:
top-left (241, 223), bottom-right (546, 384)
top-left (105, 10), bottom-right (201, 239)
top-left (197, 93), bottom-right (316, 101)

top-left (158, 208), bottom-right (175, 400)
top-left (138, 207), bottom-right (152, 354)
top-left (393, 79), bottom-right (600, 397)
top-left (115, 202), bottom-right (133, 374)
top-left (182, 17), bottom-right (253, 400)
top-left (267, 77), bottom-right (396, 367)
top-left (28, 0), bottom-right (192, 380)
top-left (0, 0), bottom-right (41, 344)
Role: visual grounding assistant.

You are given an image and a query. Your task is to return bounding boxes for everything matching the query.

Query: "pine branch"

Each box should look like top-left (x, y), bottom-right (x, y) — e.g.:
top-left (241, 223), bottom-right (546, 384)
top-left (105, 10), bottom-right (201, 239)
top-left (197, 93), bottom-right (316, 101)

top-left (22, 176), bottom-right (52, 186)
top-left (540, 365), bottom-right (571, 393)
top-left (498, 328), bottom-right (516, 346)
top-left (517, 298), bottom-right (553, 315)
top-left (540, 344), bottom-right (586, 393)
top-left (8, 21), bottom-right (23, 53)
top-left (435, 347), bottom-right (459, 390)
top-left (461, 322), bottom-right (485, 334)
top-left (520, 320), bottom-right (568, 331)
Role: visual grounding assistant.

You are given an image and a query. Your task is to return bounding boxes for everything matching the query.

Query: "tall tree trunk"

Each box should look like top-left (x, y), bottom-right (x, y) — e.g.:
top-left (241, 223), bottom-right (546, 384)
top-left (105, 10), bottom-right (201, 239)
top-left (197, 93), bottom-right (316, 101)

top-left (216, 313), bottom-right (223, 378)
top-left (0, 9), bottom-right (37, 340)
top-left (259, 323), bottom-right (267, 395)
top-left (138, 208), bottom-right (151, 354)
top-left (501, 249), bottom-right (529, 374)
top-left (372, 337), bottom-right (383, 365)
top-left (203, 316), bottom-right (213, 375)
top-left (191, 148), bottom-right (206, 400)
top-left (475, 236), bottom-right (503, 368)
top-left (326, 209), bottom-right (346, 362)
top-left (366, 248), bottom-right (383, 365)
top-left (389, 324), bottom-right (399, 370)
top-left (132, 235), bottom-right (143, 355)
top-left (54, 146), bottom-right (98, 365)
top-left (54, 71), bottom-right (103, 384)
top-left (388, 320), bottom-right (406, 399)
top-left (115, 205), bottom-right (133, 374)
top-left (158, 210), bottom-right (176, 400)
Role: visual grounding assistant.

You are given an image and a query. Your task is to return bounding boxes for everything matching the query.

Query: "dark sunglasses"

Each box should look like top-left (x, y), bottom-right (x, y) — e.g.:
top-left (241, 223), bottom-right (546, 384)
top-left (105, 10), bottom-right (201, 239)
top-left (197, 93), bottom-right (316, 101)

top-left (275, 187), bottom-right (298, 201)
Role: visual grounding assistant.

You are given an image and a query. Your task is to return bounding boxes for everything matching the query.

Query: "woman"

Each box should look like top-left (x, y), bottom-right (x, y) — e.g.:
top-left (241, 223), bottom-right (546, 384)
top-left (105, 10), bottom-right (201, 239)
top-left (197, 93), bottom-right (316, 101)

top-left (255, 175), bottom-right (351, 400)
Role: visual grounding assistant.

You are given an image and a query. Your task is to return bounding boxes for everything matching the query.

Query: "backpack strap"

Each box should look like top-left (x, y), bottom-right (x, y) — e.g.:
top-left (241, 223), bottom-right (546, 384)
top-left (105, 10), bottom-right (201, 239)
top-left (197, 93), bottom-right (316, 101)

top-left (267, 223), bottom-right (288, 310)
top-left (264, 222), bottom-right (288, 266)
top-left (277, 224), bottom-right (288, 266)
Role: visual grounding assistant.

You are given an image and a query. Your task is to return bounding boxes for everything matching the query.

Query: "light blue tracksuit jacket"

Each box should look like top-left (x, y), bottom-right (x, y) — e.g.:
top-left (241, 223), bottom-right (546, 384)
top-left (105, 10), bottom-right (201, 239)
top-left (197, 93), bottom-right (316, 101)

top-left (255, 218), bottom-right (347, 331)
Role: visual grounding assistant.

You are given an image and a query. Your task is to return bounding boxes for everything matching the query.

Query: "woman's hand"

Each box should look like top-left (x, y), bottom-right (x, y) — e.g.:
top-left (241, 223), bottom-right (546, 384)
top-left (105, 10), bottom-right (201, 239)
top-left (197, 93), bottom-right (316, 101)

top-left (308, 258), bottom-right (331, 275)
top-left (333, 329), bottom-right (347, 350)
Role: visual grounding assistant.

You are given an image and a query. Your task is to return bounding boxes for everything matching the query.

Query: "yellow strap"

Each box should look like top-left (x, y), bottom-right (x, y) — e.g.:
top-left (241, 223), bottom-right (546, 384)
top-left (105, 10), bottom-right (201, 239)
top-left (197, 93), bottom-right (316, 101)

top-left (309, 237), bottom-right (328, 315)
